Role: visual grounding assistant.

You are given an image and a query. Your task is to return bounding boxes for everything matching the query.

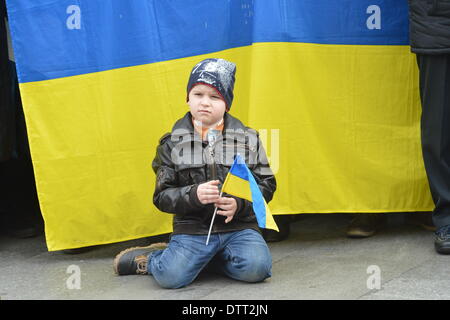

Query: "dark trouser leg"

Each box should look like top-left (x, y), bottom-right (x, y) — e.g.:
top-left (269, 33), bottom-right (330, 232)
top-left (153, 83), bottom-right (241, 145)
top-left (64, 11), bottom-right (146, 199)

top-left (1, 157), bottom-right (42, 237)
top-left (417, 54), bottom-right (450, 229)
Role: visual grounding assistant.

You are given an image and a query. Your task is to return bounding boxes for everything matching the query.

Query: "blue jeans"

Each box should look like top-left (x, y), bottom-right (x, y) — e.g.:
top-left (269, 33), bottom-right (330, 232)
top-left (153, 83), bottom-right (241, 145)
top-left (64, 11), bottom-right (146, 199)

top-left (147, 229), bottom-right (272, 289)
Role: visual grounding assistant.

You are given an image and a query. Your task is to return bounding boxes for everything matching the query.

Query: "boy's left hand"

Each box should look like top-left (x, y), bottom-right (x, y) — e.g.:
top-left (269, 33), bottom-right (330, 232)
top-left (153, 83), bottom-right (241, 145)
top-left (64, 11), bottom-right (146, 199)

top-left (215, 197), bottom-right (237, 223)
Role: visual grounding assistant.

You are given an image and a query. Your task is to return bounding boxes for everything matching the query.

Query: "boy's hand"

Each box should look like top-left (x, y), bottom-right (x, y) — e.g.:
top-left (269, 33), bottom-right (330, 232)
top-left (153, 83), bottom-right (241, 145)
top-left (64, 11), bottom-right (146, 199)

top-left (197, 180), bottom-right (220, 204)
top-left (215, 197), bottom-right (237, 223)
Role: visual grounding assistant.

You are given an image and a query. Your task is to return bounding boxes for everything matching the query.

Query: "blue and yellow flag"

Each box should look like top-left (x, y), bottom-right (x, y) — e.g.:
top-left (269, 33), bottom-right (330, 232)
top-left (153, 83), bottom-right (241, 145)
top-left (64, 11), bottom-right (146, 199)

top-left (222, 155), bottom-right (279, 232)
top-left (5, 0), bottom-right (433, 250)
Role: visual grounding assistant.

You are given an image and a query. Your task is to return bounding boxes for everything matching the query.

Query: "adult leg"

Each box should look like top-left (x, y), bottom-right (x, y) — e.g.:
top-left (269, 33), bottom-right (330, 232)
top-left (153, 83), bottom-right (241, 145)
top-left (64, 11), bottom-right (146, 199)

top-left (2, 157), bottom-right (41, 238)
top-left (210, 229), bottom-right (272, 283)
top-left (417, 54), bottom-right (450, 229)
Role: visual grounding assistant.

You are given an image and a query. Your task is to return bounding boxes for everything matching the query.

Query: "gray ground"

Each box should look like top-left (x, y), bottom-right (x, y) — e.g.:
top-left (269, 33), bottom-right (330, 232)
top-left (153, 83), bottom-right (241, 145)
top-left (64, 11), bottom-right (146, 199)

top-left (1, 213), bottom-right (448, 300)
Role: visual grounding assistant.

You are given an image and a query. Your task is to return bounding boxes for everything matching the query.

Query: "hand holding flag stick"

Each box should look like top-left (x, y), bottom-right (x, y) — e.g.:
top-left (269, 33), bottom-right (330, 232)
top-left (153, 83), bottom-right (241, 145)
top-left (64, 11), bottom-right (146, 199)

top-left (206, 155), bottom-right (278, 245)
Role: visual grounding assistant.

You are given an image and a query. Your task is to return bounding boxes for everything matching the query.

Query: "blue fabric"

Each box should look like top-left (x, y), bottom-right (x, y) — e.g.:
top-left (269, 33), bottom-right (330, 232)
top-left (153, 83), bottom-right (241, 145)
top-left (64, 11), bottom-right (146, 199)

top-left (228, 155), bottom-right (268, 229)
top-left (228, 154), bottom-right (249, 180)
top-left (6, 0), bottom-right (409, 83)
top-left (148, 229), bottom-right (271, 288)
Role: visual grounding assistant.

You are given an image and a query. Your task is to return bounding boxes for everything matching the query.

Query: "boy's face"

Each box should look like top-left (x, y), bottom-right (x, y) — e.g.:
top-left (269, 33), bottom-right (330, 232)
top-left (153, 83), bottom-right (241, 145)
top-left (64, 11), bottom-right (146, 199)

top-left (188, 84), bottom-right (226, 127)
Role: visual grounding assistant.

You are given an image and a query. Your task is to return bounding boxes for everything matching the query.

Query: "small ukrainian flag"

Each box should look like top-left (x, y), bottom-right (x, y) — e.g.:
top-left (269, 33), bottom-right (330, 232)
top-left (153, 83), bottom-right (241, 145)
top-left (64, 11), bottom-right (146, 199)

top-left (222, 155), bottom-right (279, 232)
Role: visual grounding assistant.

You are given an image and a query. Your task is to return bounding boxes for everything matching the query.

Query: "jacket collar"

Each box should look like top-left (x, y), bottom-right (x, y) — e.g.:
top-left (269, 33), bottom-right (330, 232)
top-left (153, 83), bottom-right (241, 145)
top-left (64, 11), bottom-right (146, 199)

top-left (171, 112), bottom-right (248, 136)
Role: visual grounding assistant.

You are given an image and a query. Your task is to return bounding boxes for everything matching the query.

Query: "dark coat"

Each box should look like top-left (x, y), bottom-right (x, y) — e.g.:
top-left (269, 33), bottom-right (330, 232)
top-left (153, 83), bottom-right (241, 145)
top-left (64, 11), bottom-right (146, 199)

top-left (0, 1), bottom-right (29, 162)
top-left (152, 112), bottom-right (277, 235)
top-left (408, 0), bottom-right (450, 54)
top-left (0, 2), bottom-right (13, 162)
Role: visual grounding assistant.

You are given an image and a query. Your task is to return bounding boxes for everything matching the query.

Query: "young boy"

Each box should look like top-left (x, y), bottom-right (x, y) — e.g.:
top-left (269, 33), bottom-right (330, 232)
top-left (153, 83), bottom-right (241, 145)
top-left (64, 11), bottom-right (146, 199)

top-left (113, 58), bottom-right (277, 289)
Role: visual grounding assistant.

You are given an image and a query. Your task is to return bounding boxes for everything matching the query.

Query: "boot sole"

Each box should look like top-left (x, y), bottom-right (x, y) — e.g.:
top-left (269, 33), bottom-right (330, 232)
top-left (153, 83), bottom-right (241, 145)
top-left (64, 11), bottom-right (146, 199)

top-left (113, 242), bottom-right (167, 275)
top-left (435, 244), bottom-right (450, 255)
top-left (346, 230), bottom-right (377, 238)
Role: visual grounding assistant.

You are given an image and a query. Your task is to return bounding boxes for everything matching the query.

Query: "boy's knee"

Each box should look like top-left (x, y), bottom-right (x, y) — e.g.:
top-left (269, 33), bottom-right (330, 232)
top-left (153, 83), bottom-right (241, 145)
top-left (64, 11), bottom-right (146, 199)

top-left (246, 260), bottom-right (272, 282)
top-left (235, 257), bottom-right (272, 283)
top-left (153, 270), bottom-right (191, 289)
top-left (151, 261), bottom-right (198, 289)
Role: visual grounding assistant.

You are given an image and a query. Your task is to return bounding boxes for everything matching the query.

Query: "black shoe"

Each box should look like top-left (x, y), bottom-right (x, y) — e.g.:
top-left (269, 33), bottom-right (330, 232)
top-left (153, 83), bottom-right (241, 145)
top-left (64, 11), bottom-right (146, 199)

top-left (8, 225), bottom-right (39, 238)
top-left (346, 213), bottom-right (384, 238)
top-left (406, 213), bottom-right (435, 231)
top-left (263, 216), bottom-right (291, 242)
top-left (113, 242), bottom-right (167, 275)
top-left (5, 214), bottom-right (42, 238)
top-left (434, 225), bottom-right (450, 254)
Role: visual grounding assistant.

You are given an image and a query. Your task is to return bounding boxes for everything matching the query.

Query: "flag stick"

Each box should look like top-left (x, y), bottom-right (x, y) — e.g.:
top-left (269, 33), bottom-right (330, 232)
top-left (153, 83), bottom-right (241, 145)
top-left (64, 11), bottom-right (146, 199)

top-left (205, 171), bottom-right (231, 245)
top-left (205, 190), bottom-right (223, 246)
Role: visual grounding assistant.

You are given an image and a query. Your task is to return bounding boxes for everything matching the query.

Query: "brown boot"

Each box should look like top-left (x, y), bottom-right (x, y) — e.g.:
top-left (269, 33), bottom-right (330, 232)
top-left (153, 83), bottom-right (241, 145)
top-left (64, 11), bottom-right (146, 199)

top-left (113, 242), bottom-right (167, 275)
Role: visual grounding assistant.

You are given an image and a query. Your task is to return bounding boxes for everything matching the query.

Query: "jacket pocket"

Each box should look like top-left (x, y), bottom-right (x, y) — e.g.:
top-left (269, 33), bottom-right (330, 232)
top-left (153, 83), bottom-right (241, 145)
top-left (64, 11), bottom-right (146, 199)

top-left (427, 0), bottom-right (450, 17)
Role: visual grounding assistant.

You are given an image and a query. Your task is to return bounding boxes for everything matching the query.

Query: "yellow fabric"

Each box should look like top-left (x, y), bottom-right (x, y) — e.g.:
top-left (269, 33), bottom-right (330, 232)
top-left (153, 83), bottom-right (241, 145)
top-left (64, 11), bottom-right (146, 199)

top-left (19, 42), bottom-right (433, 250)
top-left (264, 203), bottom-right (279, 232)
top-left (222, 173), bottom-right (253, 202)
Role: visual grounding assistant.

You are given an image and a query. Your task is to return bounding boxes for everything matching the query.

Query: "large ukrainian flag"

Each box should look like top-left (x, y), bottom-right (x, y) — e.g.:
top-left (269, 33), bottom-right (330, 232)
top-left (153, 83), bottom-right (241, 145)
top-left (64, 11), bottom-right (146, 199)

top-left (5, 0), bottom-right (433, 250)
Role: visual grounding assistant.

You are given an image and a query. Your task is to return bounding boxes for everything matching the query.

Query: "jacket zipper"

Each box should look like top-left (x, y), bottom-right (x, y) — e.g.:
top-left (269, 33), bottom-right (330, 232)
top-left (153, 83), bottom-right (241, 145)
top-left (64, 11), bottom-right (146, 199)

top-left (208, 144), bottom-right (217, 180)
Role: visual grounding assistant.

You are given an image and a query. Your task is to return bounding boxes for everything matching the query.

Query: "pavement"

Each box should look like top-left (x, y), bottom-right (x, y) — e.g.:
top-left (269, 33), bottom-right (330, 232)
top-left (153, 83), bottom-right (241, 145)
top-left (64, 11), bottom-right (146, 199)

top-left (1, 213), bottom-right (449, 300)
